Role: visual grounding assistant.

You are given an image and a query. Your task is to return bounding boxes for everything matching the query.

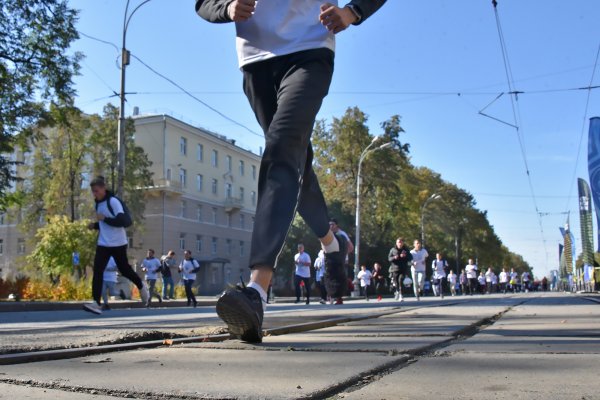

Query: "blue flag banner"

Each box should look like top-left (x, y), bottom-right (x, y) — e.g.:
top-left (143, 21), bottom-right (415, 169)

top-left (587, 117), bottom-right (600, 251)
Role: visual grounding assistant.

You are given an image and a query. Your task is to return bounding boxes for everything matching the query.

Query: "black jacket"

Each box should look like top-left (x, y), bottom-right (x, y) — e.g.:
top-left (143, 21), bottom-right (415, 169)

top-left (388, 245), bottom-right (412, 274)
top-left (195, 0), bottom-right (387, 24)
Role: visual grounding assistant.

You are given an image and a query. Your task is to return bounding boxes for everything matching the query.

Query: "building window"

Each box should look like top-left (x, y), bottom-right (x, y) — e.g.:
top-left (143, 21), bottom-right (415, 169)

top-left (0, 239), bottom-right (3, 256)
top-left (211, 149), bottom-right (218, 167)
top-left (17, 238), bottom-right (25, 254)
top-left (212, 179), bottom-right (218, 195)
top-left (226, 239), bottom-right (232, 255)
top-left (226, 155), bottom-right (232, 172)
top-left (197, 205), bottom-right (203, 222)
top-left (196, 235), bottom-right (202, 253)
top-left (212, 207), bottom-right (217, 224)
top-left (227, 214), bottom-right (232, 227)
top-left (211, 237), bottom-right (218, 255)
top-left (251, 191), bottom-right (256, 206)
top-left (197, 143), bottom-right (203, 162)
top-left (240, 214), bottom-right (245, 229)
top-left (196, 174), bottom-right (203, 192)
top-left (239, 160), bottom-right (245, 176)
top-left (239, 187), bottom-right (244, 202)
top-left (179, 168), bottom-right (187, 188)
top-left (180, 137), bottom-right (187, 156)
top-left (225, 183), bottom-right (233, 199)
top-left (166, 168), bottom-right (172, 181)
top-left (240, 241), bottom-right (245, 257)
top-left (252, 165), bottom-right (257, 180)
top-left (180, 200), bottom-right (187, 218)
top-left (179, 233), bottom-right (186, 250)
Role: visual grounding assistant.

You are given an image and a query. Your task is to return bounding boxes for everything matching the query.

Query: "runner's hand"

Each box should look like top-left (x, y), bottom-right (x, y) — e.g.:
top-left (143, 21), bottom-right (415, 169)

top-left (227, 0), bottom-right (256, 22)
top-left (319, 3), bottom-right (356, 34)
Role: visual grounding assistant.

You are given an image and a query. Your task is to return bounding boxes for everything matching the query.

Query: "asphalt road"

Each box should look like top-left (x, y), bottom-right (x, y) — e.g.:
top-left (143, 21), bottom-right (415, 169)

top-left (0, 292), bottom-right (598, 399)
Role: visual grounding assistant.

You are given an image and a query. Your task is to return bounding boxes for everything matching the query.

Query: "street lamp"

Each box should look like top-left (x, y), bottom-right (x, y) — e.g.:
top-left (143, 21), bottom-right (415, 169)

top-left (420, 193), bottom-right (441, 247)
top-left (117, 0), bottom-right (152, 197)
top-left (353, 138), bottom-right (393, 296)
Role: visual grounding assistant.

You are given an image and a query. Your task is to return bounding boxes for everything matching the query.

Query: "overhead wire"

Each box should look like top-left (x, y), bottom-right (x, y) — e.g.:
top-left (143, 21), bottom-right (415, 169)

top-left (491, 0), bottom-right (549, 266)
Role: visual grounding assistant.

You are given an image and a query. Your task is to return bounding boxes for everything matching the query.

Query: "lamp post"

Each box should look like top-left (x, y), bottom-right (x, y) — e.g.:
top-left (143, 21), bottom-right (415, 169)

top-left (117, 0), bottom-right (152, 197)
top-left (420, 193), bottom-right (441, 247)
top-left (353, 138), bottom-right (393, 296)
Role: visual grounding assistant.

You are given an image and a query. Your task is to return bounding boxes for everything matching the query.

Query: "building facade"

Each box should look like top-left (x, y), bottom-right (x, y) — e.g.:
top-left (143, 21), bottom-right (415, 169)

top-left (130, 114), bottom-right (260, 295)
top-left (0, 114), bottom-right (260, 296)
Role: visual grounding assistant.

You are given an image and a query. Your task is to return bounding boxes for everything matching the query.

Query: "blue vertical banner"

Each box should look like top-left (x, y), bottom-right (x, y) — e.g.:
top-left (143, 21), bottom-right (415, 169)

top-left (587, 117), bottom-right (600, 251)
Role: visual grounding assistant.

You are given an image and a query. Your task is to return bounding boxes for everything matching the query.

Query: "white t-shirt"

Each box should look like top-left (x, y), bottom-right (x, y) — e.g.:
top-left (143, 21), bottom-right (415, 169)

top-left (478, 274), bottom-right (486, 285)
top-left (447, 273), bottom-right (457, 285)
top-left (180, 258), bottom-right (200, 281)
top-left (96, 196), bottom-right (128, 247)
top-left (431, 259), bottom-right (447, 279)
top-left (294, 252), bottom-right (311, 278)
top-left (314, 251), bottom-right (325, 282)
top-left (465, 264), bottom-right (478, 279)
top-left (142, 257), bottom-right (162, 280)
top-left (411, 248), bottom-right (429, 272)
top-left (521, 272), bottom-right (530, 282)
top-left (103, 256), bottom-right (118, 283)
top-left (499, 271), bottom-right (508, 283)
top-left (235, 0), bottom-right (336, 67)
top-left (357, 269), bottom-right (372, 287)
top-left (485, 271), bottom-right (495, 283)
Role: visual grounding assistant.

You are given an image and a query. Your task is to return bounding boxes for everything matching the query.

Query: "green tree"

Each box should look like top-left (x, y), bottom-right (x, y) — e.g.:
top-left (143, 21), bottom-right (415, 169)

top-left (27, 215), bottom-right (96, 281)
top-left (0, 0), bottom-right (81, 210)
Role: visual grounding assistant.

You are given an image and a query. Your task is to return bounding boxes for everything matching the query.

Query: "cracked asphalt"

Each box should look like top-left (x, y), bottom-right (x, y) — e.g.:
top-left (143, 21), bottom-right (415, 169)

top-left (0, 292), bottom-right (598, 399)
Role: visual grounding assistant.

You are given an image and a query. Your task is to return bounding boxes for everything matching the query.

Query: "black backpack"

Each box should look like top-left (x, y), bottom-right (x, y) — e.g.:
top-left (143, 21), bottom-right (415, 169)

top-left (96, 193), bottom-right (133, 228)
top-left (190, 258), bottom-right (201, 273)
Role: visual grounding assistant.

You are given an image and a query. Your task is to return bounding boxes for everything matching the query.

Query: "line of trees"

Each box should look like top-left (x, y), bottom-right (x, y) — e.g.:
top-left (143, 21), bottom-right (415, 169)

top-left (275, 107), bottom-right (530, 284)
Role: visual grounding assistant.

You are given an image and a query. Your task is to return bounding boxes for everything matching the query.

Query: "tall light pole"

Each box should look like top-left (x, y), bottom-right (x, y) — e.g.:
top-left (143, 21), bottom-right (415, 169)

top-left (354, 138), bottom-right (393, 295)
top-left (420, 193), bottom-right (441, 247)
top-left (117, 0), bottom-right (152, 197)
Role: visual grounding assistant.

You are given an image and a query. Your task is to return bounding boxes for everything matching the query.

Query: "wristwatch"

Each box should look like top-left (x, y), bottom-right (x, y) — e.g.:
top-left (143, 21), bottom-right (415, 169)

top-left (345, 4), bottom-right (362, 23)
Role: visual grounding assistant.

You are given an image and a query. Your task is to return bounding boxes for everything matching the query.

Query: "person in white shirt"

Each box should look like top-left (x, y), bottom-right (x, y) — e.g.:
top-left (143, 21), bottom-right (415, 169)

top-left (410, 239), bottom-right (429, 300)
top-left (499, 268), bottom-right (509, 294)
top-left (83, 176), bottom-right (148, 315)
top-left (314, 250), bottom-right (327, 304)
top-left (179, 250), bottom-right (200, 307)
top-left (142, 249), bottom-right (163, 306)
top-left (478, 271), bottom-right (486, 294)
top-left (431, 253), bottom-right (448, 299)
top-left (357, 265), bottom-right (373, 300)
top-left (101, 256), bottom-right (121, 310)
top-left (509, 268), bottom-right (519, 293)
top-left (447, 270), bottom-right (458, 296)
top-left (294, 244), bottom-right (312, 305)
top-left (196, 0), bottom-right (386, 343)
top-left (485, 268), bottom-right (496, 294)
top-left (521, 271), bottom-right (531, 293)
top-left (465, 259), bottom-right (478, 295)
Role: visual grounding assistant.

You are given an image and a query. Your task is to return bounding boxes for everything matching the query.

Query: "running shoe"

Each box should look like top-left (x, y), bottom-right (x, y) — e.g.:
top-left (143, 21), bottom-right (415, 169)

top-left (140, 282), bottom-right (150, 305)
top-left (83, 302), bottom-right (102, 315)
top-left (216, 283), bottom-right (264, 343)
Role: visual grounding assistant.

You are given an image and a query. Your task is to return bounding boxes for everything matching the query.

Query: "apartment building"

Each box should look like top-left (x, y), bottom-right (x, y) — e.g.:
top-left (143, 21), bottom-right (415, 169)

top-left (131, 114), bottom-right (260, 295)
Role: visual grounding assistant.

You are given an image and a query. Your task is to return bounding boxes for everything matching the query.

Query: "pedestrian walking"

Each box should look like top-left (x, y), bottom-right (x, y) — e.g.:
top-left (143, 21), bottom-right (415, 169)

top-left (101, 256), bottom-right (125, 310)
top-left (499, 268), bottom-right (508, 294)
top-left (388, 238), bottom-right (412, 301)
top-left (142, 249), bottom-right (163, 306)
top-left (329, 218), bottom-right (355, 284)
top-left (459, 269), bottom-right (468, 295)
top-left (83, 176), bottom-right (148, 315)
top-left (485, 267), bottom-right (496, 294)
top-left (314, 250), bottom-right (327, 304)
top-left (357, 264), bottom-right (372, 300)
top-left (447, 270), bottom-right (457, 296)
top-left (478, 271), bottom-right (486, 294)
top-left (509, 268), bottom-right (519, 293)
top-left (465, 259), bottom-right (478, 295)
top-left (521, 270), bottom-right (531, 293)
top-left (161, 250), bottom-right (177, 300)
top-left (431, 253), bottom-right (447, 299)
top-left (196, 0), bottom-right (386, 342)
top-left (372, 262), bottom-right (386, 301)
top-left (410, 239), bottom-right (428, 300)
top-left (294, 244), bottom-right (312, 304)
top-left (179, 250), bottom-right (200, 307)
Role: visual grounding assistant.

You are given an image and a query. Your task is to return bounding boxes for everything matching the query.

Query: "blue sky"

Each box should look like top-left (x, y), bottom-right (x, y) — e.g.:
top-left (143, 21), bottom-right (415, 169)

top-left (69, 0), bottom-right (600, 278)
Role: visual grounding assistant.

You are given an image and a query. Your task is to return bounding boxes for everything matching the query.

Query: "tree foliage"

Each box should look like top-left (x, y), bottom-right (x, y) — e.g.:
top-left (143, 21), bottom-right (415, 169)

top-left (0, 0), bottom-right (81, 211)
top-left (277, 106), bottom-right (532, 285)
top-left (27, 215), bottom-right (96, 281)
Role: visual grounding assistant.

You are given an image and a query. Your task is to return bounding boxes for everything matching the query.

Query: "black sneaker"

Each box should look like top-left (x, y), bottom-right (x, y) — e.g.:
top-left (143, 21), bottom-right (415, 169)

top-left (216, 284), bottom-right (264, 343)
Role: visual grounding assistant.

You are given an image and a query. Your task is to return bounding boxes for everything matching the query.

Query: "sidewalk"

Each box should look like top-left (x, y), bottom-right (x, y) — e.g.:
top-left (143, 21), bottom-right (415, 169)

top-left (0, 293), bottom-right (598, 399)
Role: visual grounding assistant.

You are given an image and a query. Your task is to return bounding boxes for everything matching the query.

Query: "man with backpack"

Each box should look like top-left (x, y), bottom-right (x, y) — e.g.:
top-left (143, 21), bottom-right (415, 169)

top-left (142, 249), bottom-right (163, 306)
top-left (179, 250), bottom-right (200, 307)
top-left (83, 176), bottom-right (149, 315)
